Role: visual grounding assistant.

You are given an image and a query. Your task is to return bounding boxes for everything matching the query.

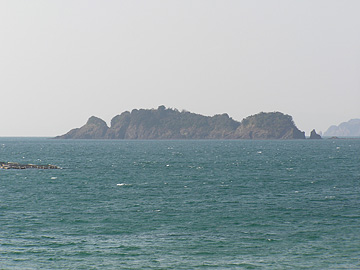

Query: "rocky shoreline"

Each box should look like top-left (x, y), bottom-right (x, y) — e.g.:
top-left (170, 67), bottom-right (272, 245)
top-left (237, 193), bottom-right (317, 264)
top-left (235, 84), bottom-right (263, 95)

top-left (0, 162), bottom-right (60, 170)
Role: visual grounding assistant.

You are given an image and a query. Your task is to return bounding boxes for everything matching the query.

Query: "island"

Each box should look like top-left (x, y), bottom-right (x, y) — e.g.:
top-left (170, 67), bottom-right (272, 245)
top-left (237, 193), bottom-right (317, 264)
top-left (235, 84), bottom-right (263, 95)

top-left (324, 119), bottom-right (360, 137)
top-left (55, 106), bottom-right (306, 140)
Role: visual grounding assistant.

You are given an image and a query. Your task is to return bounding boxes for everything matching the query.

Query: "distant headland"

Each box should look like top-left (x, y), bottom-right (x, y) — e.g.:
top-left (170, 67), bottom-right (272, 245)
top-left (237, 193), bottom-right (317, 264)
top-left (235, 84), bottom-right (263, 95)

top-left (324, 119), bottom-right (360, 137)
top-left (55, 106), bottom-right (313, 140)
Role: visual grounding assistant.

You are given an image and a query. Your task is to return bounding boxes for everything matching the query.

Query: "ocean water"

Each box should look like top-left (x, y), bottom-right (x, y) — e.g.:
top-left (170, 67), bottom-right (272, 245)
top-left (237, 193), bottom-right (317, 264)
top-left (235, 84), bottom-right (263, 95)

top-left (0, 138), bottom-right (360, 269)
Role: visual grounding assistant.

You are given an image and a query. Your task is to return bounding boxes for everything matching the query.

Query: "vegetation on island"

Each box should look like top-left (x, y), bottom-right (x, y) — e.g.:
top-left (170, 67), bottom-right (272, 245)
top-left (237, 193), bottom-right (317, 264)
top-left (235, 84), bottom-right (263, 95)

top-left (234, 112), bottom-right (305, 139)
top-left (55, 106), bottom-right (306, 140)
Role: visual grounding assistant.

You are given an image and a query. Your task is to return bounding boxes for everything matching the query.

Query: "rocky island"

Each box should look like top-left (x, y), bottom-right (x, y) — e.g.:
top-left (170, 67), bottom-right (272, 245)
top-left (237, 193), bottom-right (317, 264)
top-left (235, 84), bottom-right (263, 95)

top-left (0, 162), bottom-right (60, 170)
top-left (309, 129), bottom-right (322, 139)
top-left (56, 106), bottom-right (306, 140)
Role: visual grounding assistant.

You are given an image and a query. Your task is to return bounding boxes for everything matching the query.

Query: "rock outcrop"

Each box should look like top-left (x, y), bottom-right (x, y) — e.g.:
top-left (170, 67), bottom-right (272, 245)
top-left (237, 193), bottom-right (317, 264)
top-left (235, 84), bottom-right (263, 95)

top-left (55, 106), bottom-right (306, 140)
top-left (0, 162), bottom-right (60, 169)
top-left (309, 129), bottom-right (322, 139)
top-left (58, 116), bottom-right (109, 139)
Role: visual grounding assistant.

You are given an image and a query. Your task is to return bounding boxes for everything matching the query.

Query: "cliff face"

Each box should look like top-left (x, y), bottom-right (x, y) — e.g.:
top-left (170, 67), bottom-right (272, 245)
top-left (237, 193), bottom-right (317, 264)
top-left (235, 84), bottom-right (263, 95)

top-left (105, 107), bottom-right (240, 139)
top-left (56, 106), bottom-right (306, 140)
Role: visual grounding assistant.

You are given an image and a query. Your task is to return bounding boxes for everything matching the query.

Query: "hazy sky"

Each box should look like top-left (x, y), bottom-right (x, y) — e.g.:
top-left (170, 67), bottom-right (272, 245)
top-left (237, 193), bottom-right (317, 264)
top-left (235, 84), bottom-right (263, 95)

top-left (1, 0), bottom-right (359, 136)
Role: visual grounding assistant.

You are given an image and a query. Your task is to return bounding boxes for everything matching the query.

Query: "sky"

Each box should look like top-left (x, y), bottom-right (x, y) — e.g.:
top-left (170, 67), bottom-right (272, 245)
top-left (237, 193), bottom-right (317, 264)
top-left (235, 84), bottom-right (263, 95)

top-left (1, 0), bottom-right (359, 137)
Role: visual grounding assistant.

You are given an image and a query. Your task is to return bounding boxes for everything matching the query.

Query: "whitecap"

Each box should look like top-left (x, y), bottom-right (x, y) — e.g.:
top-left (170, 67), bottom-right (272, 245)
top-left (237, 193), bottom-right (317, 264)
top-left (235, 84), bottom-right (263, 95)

top-left (117, 183), bottom-right (131, 186)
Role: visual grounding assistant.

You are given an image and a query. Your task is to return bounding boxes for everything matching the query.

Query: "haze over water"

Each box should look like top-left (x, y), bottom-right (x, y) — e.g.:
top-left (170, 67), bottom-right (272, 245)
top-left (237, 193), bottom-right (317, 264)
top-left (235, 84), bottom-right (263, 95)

top-left (1, 138), bottom-right (359, 269)
top-left (1, 1), bottom-right (360, 136)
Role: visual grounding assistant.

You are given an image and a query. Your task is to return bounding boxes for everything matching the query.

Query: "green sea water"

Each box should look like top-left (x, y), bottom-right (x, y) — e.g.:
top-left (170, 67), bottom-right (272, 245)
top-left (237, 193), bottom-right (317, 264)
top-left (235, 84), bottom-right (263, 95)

top-left (1, 138), bottom-right (360, 269)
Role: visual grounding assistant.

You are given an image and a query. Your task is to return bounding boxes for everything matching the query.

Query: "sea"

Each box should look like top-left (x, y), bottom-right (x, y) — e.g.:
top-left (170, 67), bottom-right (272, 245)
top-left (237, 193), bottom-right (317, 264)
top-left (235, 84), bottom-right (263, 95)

top-left (0, 138), bottom-right (359, 269)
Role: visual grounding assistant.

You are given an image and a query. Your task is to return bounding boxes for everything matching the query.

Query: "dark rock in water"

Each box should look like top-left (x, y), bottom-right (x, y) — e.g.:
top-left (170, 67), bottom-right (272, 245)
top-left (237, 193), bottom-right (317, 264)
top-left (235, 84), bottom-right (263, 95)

top-left (55, 106), bottom-right (306, 140)
top-left (309, 129), bottom-right (322, 139)
top-left (0, 162), bottom-right (60, 170)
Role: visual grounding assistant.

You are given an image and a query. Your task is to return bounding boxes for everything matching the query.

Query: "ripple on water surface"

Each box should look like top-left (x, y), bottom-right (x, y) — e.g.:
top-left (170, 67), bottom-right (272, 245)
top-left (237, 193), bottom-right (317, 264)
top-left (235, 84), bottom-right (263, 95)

top-left (1, 139), bottom-right (360, 269)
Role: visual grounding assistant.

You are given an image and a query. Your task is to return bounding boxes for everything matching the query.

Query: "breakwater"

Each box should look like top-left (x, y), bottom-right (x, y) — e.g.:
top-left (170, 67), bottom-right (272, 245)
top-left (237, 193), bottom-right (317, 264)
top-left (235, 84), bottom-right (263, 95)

top-left (0, 162), bottom-right (60, 169)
